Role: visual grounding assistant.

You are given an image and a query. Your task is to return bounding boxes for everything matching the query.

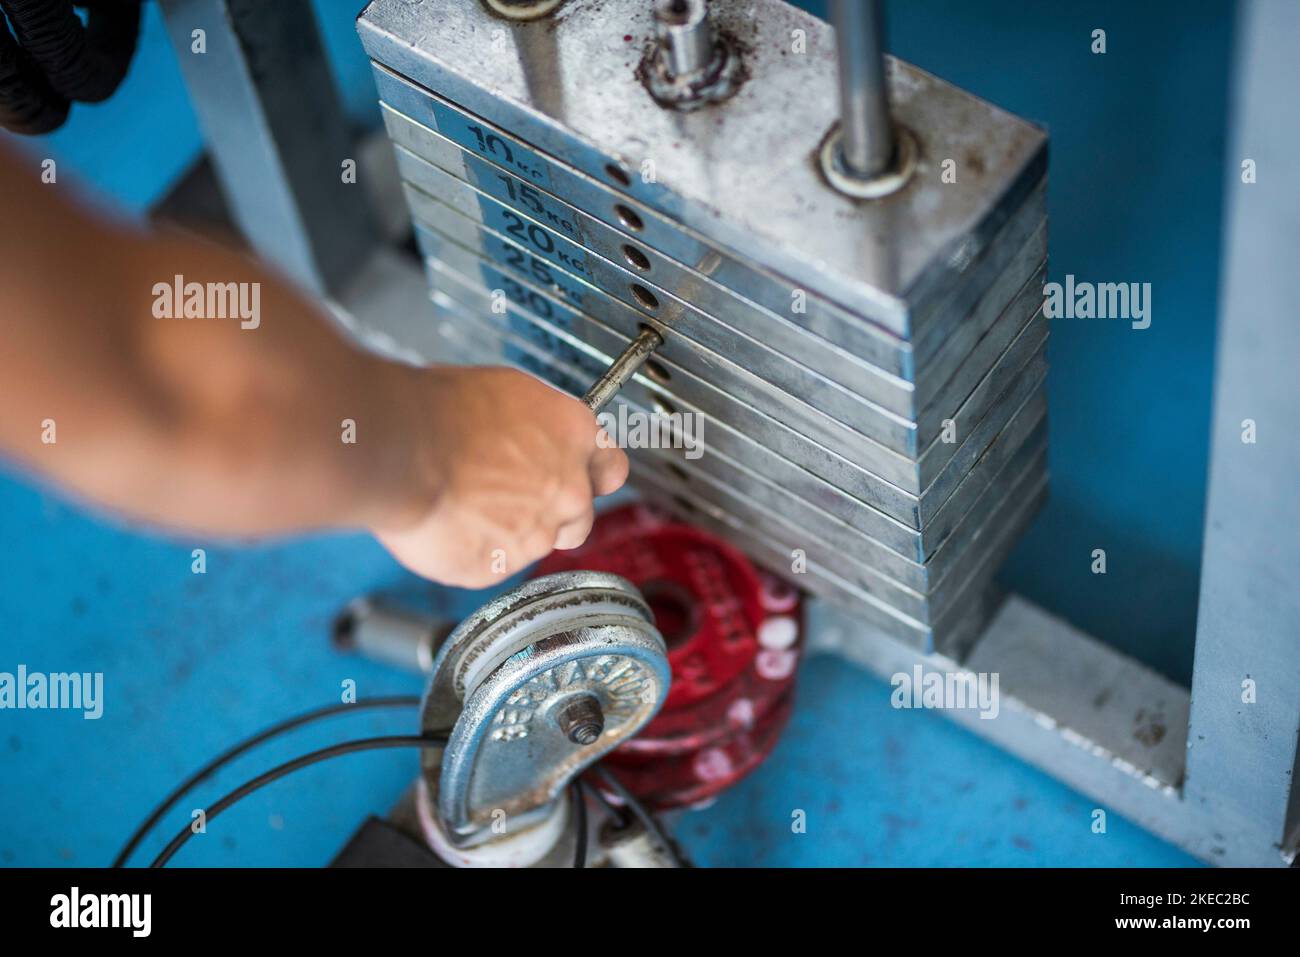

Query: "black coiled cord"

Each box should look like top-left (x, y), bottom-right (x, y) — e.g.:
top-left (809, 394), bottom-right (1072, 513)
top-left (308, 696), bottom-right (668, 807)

top-left (0, 0), bottom-right (142, 134)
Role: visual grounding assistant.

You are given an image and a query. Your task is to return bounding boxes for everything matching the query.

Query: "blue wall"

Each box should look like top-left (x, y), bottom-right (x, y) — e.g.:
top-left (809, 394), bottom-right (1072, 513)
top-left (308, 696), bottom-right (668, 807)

top-left (877, 1), bottom-right (1231, 687)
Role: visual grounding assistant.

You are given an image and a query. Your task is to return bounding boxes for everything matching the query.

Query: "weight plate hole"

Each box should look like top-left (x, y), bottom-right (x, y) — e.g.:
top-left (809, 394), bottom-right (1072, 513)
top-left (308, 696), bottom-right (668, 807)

top-left (645, 360), bottom-right (672, 385)
top-left (650, 389), bottom-right (679, 417)
top-left (640, 578), bottom-right (698, 650)
top-left (615, 204), bottom-right (645, 231)
top-left (622, 244), bottom-right (651, 272)
top-left (605, 162), bottom-right (632, 187)
top-left (630, 283), bottom-right (660, 311)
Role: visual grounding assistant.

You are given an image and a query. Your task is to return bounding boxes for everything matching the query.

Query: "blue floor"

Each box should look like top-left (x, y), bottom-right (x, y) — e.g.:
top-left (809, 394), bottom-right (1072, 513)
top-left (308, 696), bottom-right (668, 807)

top-left (0, 479), bottom-right (1198, 867)
top-left (0, 1), bottom-right (1226, 866)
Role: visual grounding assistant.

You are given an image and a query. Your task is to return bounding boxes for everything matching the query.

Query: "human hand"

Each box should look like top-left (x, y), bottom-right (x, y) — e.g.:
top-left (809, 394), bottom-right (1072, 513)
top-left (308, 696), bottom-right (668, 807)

top-left (371, 364), bottom-right (628, 588)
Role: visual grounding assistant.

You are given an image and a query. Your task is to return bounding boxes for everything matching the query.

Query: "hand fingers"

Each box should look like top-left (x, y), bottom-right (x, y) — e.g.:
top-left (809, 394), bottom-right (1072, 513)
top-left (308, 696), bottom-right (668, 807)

top-left (589, 441), bottom-right (629, 497)
top-left (553, 507), bottom-right (595, 550)
top-left (549, 464), bottom-right (597, 550)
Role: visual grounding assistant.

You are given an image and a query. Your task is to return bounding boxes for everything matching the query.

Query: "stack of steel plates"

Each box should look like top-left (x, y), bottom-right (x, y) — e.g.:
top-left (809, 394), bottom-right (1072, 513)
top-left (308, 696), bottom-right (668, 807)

top-left (357, 0), bottom-right (1049, 656)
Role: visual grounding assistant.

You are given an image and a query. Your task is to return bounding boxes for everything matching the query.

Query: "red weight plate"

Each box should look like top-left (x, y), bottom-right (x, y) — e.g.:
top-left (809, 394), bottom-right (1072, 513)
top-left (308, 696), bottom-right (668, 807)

top-left (535, 503), bottom-right (802, 757)
top-left (536, 503), bottom-right (764, 708)
top-left (617, 590), bottom-right (802, 757)
top-left (599, 691), bottom-right (796, 811)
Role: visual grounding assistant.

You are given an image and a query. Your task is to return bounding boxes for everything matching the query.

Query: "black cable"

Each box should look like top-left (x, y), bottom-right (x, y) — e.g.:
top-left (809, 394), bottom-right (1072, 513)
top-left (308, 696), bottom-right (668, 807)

top-left (571, 779), bottom-right (587, 868)
top-left (114, 695), bottom-right (420, 867)
top-left (0, 13), bottom-right (66, 133)
top-left (150, 734), bottom-right (448, 868)
top-left (67, 0), bottom-right (143, 102)
top-left (591, 765), bottom-right (684, 866)
top-left (584, 771), bottom-right (629, 823)
top-left (124, 700), bottom-right (651, 868)
top-left (2, 0), bottom-right (140, 99)
top-left (0, 0), bottom-right (141, 134)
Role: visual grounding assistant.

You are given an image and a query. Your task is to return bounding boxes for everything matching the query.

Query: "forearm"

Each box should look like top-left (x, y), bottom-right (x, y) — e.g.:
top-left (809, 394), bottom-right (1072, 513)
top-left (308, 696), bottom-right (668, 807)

top-left (0, 151), bottom-right (432, 538)
top-left (1, 145), bottom-right (626, 587)
top-left (114, 232), bottom-right (435, 536)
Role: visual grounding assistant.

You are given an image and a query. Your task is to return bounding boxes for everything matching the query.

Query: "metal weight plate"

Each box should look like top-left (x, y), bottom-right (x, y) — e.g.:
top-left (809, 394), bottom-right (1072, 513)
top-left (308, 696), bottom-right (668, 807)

top-left (373, 87), bottom-right (909, 371)
top-left (534, 503), bottom-right (804, 757)
top-left (427, 285), bottom-right (1048, 565)
top-left (420, 571), bottom-right (672, 844)
top-left (418, 235), bottom-right (1048, 496)
top-left (402, 172), bottom-right (1046, 438)
top-left (375, 86), bottom-right (1046, 398)
top-left (390, 130), bottom-right (1047, 417)
top-left (409, 197), bottom-right (1046, 468)
top-left (404, 183), bottom-right (919, 446)
top-left (430, 321), bottom-right (1047, 653)
top-left (357, 0), bottom-right (1048, 333)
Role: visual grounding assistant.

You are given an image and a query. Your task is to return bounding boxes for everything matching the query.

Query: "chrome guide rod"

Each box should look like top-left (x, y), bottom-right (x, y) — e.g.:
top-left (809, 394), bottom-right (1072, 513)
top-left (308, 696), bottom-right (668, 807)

top-left (830, 0), bottom-right (895, 179)
top-left (653, 0), bottom-right (713, 79)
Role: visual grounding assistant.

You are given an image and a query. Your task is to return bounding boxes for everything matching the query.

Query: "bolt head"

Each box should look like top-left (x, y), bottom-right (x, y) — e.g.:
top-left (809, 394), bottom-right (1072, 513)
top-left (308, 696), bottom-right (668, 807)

top-left (558, 695), bottom-right (605, 746)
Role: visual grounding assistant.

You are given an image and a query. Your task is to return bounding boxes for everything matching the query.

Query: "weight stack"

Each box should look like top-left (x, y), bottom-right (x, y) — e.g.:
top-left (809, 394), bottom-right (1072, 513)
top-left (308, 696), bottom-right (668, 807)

top-left (357, 0), bottom-right (1049, 657)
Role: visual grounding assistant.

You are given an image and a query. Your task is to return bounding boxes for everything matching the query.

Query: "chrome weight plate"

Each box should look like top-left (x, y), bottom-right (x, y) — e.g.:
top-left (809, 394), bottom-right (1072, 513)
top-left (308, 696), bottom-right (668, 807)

top-left (420, 571), bottom-right (671, 845)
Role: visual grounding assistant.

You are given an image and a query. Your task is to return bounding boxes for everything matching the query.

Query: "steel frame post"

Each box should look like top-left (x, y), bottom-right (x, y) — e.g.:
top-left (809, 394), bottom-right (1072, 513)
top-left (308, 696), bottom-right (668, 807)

top-left (158, 0), bottom-right (376, 297)
top-left (1183, 0), bottom-right (1300, 857)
